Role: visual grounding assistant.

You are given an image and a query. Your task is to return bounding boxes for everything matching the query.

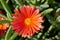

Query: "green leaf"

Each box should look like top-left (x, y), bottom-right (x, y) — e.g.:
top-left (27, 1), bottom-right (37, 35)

top-left (0, 14), bottom-right (7, 19)
top-left (0, 20), bottom-right (10, 24)
top-left (41, 0), bottom-right (44, 3)
top-left (37, 33), bottom-right (42, 38)
top-left (5, 26), bottom-right (13, 40)
top-left (15, 0), bottom-right (23, 6)
top-left (57, 16), bottom-right (60, 22)
top-left (46, 15), bottom-right (56, 24)
top-left (42, 21), bottom-right (57, 39)
top-left (55, 23), bottom-right (60, 30)
top-left (30, 0), bottom-right (36, 5)
top-left (9, 33), bottom-right (18, 40)
top-left (56, 8), bottom-right (60, 13)
top-left (55, 35), bottom-right (60, 40)
top-left (0, 4), bottom-right (3, 9)
top-left (6, 0), bottom-right (9, 3)
top-left (0, 0), bottom-right (13, 21)
top-left (41, 8), bottom-right (53, 16)
top-left (25, 0), bottom-right (30, 4)
top-left (40, 4), bottom-right (49, 8)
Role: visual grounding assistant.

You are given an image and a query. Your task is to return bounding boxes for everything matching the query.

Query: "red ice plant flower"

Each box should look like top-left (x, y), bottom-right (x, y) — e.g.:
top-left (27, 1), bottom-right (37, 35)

top-left (0, 12), bottom-right (9, 37)
top-left (11, 5), bottom-right (44, 37)
top-left (0, 23), bottom-right (8, 37)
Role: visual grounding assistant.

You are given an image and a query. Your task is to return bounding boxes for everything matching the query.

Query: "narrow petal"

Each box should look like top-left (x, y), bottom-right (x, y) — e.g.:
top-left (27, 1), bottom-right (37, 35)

top-left (32, 25), bottom-right (40, 30)
top-left (19, 27), bottom-right (25, 35)
top-left (27, 26), bottom-right (33, 36)
top-left (30, 24), bottom-right (36, 34)
top-left (31, 6), bottom-right (36, 15)
top-left (37, 17), bottom-right (44, 23)
top-left (32, 14), bottom-right (42, 19)
top-left (20, 6), bottom-right (27, 17)
top-left (31, 9), bottom-right (40, 17)
top-left (14, 9), bottom-right (21, 16)
top-left (26, 6), bottom-right (31, 17)
top-left (22, 28), bottom-right (27, 37)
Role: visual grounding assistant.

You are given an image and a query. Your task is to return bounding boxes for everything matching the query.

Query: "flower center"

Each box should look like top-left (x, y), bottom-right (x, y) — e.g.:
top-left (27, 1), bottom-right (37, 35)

top-left (25, 18), bottom-right (31, 25)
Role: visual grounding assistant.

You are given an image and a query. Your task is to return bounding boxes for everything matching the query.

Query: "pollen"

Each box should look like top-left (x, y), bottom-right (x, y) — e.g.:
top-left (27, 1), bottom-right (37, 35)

top-left (25, 18), bottom-right (31, 25)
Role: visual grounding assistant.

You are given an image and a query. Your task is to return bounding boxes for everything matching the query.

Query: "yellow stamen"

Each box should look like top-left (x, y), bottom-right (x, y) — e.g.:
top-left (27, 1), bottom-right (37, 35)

top-left (25, 18), bottom-right (31, 25)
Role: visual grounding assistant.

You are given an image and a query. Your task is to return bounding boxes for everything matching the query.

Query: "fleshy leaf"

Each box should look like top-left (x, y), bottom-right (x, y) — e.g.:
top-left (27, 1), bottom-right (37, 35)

top-left (41, 8), bottom-right (53, 16)
top-left (0, 0), bottom-right (13, 21)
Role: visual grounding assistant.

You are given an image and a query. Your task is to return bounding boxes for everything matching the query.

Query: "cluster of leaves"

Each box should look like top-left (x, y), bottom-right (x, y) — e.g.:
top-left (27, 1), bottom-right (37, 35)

top-left (0, 0), bottom-right (60, 40)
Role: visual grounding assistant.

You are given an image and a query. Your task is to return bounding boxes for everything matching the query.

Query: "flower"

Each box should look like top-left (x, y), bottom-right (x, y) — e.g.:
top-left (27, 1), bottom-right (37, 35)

top-left (0, 24), bottom-right (8, 30)
top-left (11, 5), bottom-right (44, 37)
top-left (0, 23), bottom-right (8, 37)
top-left (0, 14), bottom-right (9, 37)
